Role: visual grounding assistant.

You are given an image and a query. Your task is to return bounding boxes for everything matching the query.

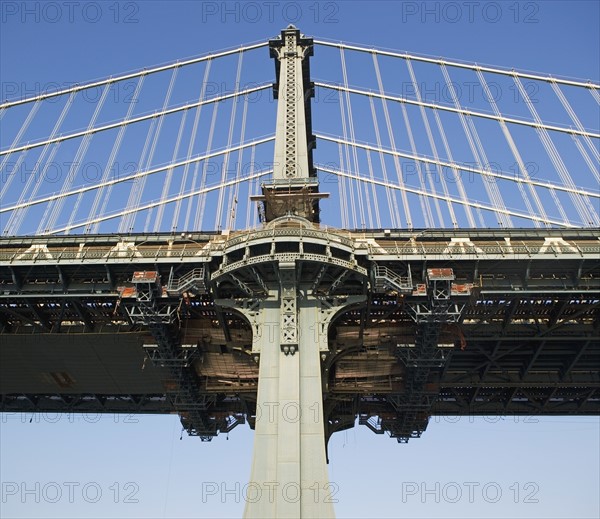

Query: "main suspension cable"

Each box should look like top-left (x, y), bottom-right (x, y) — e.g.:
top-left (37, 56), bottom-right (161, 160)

top-left (0, 41), bottom-right (268, 109)
top-left (317, 165), bottom-right (577, 228)
top-left (314, 40), bottom-right (600, 89)
top-left (314, 82), bottom-right (599, 139)
top-left (46, 169), bottom-right (273, 235)
top-left (0, 84), bottom-right (271, 157)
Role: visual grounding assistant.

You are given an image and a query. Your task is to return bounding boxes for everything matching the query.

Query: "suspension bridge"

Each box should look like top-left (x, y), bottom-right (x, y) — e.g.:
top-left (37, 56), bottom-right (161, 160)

top-left (1, 25), bottom-right (599, 518)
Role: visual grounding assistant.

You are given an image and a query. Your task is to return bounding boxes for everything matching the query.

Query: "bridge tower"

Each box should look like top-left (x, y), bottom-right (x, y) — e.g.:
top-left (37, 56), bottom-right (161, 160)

top-left (214, 25), bottom-right (355, 518)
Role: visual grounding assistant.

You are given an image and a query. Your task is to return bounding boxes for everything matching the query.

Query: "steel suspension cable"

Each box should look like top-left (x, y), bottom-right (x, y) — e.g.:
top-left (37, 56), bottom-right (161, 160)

top-left (397, 99), bottom-right (436, 228)
top-left (439, 64), bottom-right (486, 226)
top-left (507, 77), bottom-right (575, 224)
top-left (123, 68), bottom-right (180, 232)
top-left (314, 82), bottom-right (599, 139)
top-left (466, 116), bottom-right (512, 226)
top-left (46, 169), bottom-right (273, 235)
top-left (367, 94), bottom-right (397, 228)
top-left (372, 53), bottom-right (411, 227)
top-left (6, 142), bottom-right (62, 234)
top-left (314, 134), bottom-right (599, 199)
top-left (0, 149), bottom-right (30, 203)
top-left (476, 69), bottom-right (546, 227)
top-left (4, 92), bottom-right (75, 235)
top-left (0, 84), bottom-right (271, 157)
top-left (571, 134), bottom-right (600, 185)
top-left (513, 75), bottom-right (599, 225)
top-left (44, 84), bottom-right (111, 233)
top-left (314, 40), bottom-right (600, 89)
top-left (0, 100), bottom-right (42, 186)
top-left (0, 41), bottom-right (268, 109)
top-left (172, 59), bottom-right (211, 232)
top-left (86, 78), bottom-right (144, 233)
top-left (227, 95), bottom-right (249, 230)
top-left (118, 116), bottom-right (158, 233)
top-left (337, 142), bottom-right (349, 228)
top-left (245, 145), bottom-right (258, 229)
top-left (191, 102), bottom-right (220, 231)
top-left (340, 48), bottom-right (369, 228)
top-left (402, 60), bottom-right (458, 228)
top-left (551, 81), bottom-right (600, 162)
top-left (317, 165), bottom-right (576, 228)
top-left (215, 51), bottom-right (244, 231)
top-left (430, 108), bottom-right (476, 227)
top-left (1, 138), bottom-right (274, 215)
top-left (550, 81), bottom-right (600, 182)
top-left (405, 58), bottom-right (453, 227)
top-left (338, 90), bottom-right (357, 228)
top-left (437, 63), bottom-right (510, 226)
top-left (151, 108), bottom-right (188, 232)
top-left (364, 147), bottom-right (381, 228)
top-left (140, 68), bottom-right (182, 232)
top-left (123, 115), bottom-right (159, 232)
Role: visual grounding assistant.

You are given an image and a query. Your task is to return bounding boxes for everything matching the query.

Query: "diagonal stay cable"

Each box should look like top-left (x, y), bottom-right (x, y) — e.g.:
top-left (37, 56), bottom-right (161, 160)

top-left (44, 169), bottom-right (273, 235)
top-left (1, 137), bottom-right (275, 214)
top-left (314, 134), bottom-right (600, 199)
top-left (0, 84), bottom-right (272, 156)
top-left (317, 164), bottom-right (578, 228)
top-left (0, 100), bottom-right (41, 176)
top-left (314, 82), bottom-right (600, 139)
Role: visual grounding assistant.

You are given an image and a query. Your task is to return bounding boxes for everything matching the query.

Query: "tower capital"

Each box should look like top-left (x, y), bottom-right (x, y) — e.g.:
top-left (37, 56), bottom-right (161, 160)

top-left (252, 27), bottom-right (325, 223)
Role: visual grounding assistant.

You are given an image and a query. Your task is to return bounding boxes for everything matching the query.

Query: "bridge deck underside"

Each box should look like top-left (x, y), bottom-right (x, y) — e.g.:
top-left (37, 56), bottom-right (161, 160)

top-left (1, 229), bottom-right (598, 440)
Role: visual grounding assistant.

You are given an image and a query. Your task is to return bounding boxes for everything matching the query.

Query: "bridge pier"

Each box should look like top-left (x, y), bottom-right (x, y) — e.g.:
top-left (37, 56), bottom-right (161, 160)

top-left (217, 271), bottom-right (364, 518)
top-left (244, 295), bottom-right (331, 518)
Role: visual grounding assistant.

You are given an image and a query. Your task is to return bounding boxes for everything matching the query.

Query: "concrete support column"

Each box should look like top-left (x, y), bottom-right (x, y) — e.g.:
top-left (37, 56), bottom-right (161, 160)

top-left (231, 285), bottom-right (365, 518)
top-left (241, 293), bottom-right (332, 518)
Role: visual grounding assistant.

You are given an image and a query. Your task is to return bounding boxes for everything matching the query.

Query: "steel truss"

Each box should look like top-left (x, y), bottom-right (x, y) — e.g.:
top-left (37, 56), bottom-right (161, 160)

top-left (0, 228), bottom-right (598, 442)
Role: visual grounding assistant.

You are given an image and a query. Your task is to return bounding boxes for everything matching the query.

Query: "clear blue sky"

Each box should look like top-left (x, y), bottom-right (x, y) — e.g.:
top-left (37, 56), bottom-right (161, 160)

top-left (1, 1), bottom-right (599, 518)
